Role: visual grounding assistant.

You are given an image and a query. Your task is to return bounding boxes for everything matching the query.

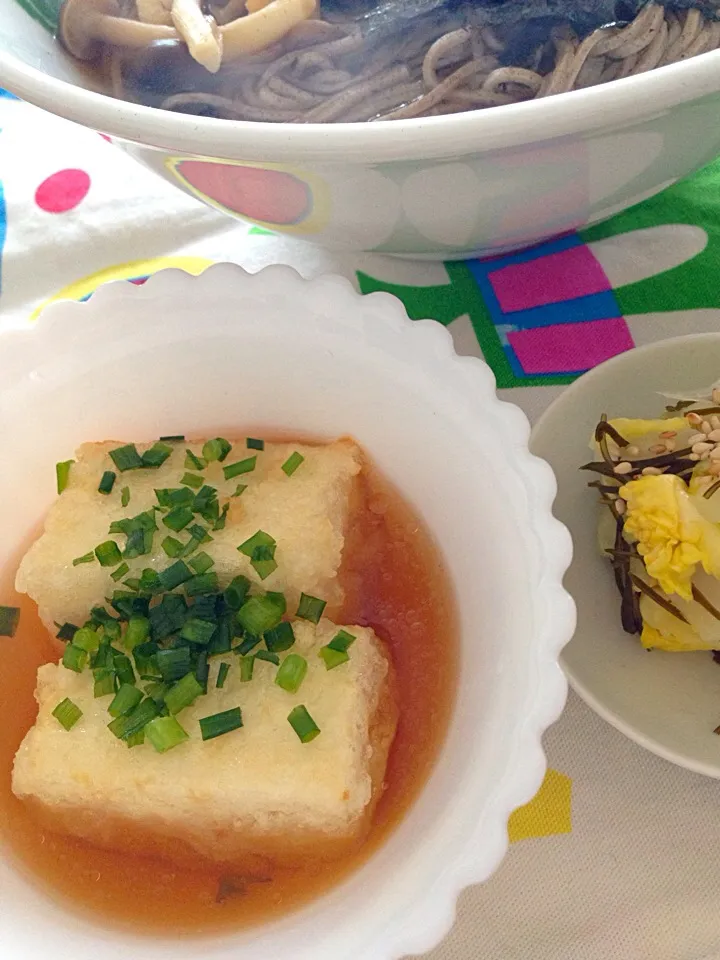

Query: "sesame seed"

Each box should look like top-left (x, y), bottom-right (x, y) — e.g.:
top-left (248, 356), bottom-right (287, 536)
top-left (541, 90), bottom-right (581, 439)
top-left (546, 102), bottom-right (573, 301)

top-left (701, 421), bottom-right (713, 435)
top-left (690, 453), bottom-right (702, 461)
top-left (712, 415), bottom-right (720, 431)
top-left (692, 441), bottom-right (713, 455)
top-left (649, 443), bottom-right (666, 455)
top-left (625, 445), bottom-right (640, 458)
top-left (642, 467), bottom-right (663, 476)
top-left (689, 432), bottom-right (707, 444)
top-left (687, 412), bottom-right (703, 426)
top-left (613, 461), bottom-right (633, 475)
top-left (710, 430), bottom-right (720, 443)
top-left (615, 499), bottom-right (626, 515)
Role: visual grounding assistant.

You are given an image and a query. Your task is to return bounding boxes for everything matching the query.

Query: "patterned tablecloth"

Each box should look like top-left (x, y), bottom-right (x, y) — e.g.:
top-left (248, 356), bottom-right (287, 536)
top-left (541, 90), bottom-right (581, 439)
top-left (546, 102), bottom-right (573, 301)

top-left (3, 89), bottom-right (720, 960)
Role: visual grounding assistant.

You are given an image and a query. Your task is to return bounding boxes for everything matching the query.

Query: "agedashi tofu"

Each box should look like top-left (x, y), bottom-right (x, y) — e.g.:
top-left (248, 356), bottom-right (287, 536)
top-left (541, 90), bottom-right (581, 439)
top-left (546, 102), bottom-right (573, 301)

top-left (12, 620), bottom-right (396, 867)
top-left (16, 438), bottom-right (361, 632)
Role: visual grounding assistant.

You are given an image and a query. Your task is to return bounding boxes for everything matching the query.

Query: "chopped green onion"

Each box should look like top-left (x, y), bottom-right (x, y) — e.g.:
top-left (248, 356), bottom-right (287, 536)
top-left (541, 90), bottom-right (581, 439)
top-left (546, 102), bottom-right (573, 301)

top-left (145, 715), bottom-right (189, 753)
top-left (251, 544), bottom-right (277, 580)
top-left (183, 521), bottom-right (213, 547)
top-left (181, 472), bottom-right (204, 490)
top-left (320, 647), bottom-right (349, 670)
top-left (199, 707), bottom-right (243, 741)
top-left (231, 484), bottom-right (247, 498)
top-left (265, 621), bottom-right (295, 653)
top-left (239, 655), bottom-right (255, 681)
top-left (163, 506), bottom-right (194, 532)
top-left (111, 510), bottom-right (159, 536)
top-left (157, 647), bottom-right (191, 683)
top-left (216, 662), bottom-right (231, 688)
top-left (123, 578), bottom-right (141, 591)
top-left (208, 616), bottom-right (232, 656)
top-left (155, 487), bottom-right (194, 509)
top-left (281, 452), bottom-right (305, 477)
top-left (52, 698), bottom-right (82, 731)
top-left (287, 705), bottom-right (320, 743)
top-left (56, 459), bottom-right (74, 493)
top-left (123, 528), bottom-right (151, 560)
top-left (180, 617), bottom-right (216, 646)
top-left (121, 486), bottom-right (130, 507)
top-left (72, 552), bottom-right (95, 566)
top-left (110, 444), bottom-right (144, 472)
top-left (141, 442), bottom-right (173, 468)
top-left (91, 605), bottom-right (120, 632)
top-left (161, 536), bottom-right (184, 558)
top-left (126, 730), bottom-right (145, 747)
top-left (158, 560), bottom-right (193, 591)
top-left (124, 616), bottom-right (150, 651)
top-left (111, 562), bottom-right (130, 582)
top-left (108, 683), bottom-right (143, 718)
top-left (138, 568), bottom-right (162, 594)
top-left (111, 591), bottom-right (149, 620)
top-left (133, 641), bottom-right (160, 678)
top-left (93, 668), bottom-right (116, 698)
top-left (73, 627), bottom-right (101, 652)
top-left (62, 643), bottom-right (88, 673)
top-left (246, 437), bottom-right (264, 451)
top-left (266, 592), bottom-right (287, 615)
top-left (113, 653), bottom-right (136, 686)
top-left (160, 435), bottom-right (185, 442)
top-left (92, 639), bottom-right (114, 670)
top-left (195, 649), bottom-right (210, 693)
top-left (185, 449), bottom-right (205, 471)
top-left (98, 471), bottom-right (117, 495)
top-left (275, 654), bottom-right (307, 693)
top-left (0, 606), bottom-right (20, 637)
top-left (185, 572), bottom-right (219, 597)
top-left (56, 622), bottom-right (78, 642)
top-left (149, 594), bottom-right (187, 640)
top-left (223, 457), bottom-right (256, 481)
top-left (224, 576), bottom-right (251, 610)
top-left (202, 438), bottom-right (232, 463)
top-left (328, 629), bottom-right (356, 653)
top-left (108, 698), bottom-right (158, 740)
top-left (237, 596), bottom-right (283, 634)
top-left (213, 503), bottom-right (230, 532)
top-left (188, 552), bottom-right (214, 575)
top-left (238, 529), bottom-right (276, 558)
top-left (192, 595), bottom-right (219, 621)
top-left (144, 680), bottom-right (169, 706)
top-left (255, 649), bottom-right (280, 666)
top-left (296, 593), bottom-right (326, 624)
top-left (95, 540), bottom-right (122, 568)
top-left (164, 672), bottom-right (204, 715)
top-left (235, 635), bottom-right (262, 656)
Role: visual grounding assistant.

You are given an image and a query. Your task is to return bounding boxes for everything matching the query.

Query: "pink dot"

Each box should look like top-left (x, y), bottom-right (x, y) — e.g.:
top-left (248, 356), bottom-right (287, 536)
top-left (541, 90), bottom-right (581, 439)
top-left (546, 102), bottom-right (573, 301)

top-left (35, 169), bottom-right (91, 214)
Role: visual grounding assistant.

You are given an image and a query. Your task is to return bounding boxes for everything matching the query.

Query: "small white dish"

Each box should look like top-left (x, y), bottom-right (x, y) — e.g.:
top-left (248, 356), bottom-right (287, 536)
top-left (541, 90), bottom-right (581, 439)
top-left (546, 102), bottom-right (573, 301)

top-left (531, 333), bottom-right (720, 777)
top-left (0, 265), bottom-right (573, 960)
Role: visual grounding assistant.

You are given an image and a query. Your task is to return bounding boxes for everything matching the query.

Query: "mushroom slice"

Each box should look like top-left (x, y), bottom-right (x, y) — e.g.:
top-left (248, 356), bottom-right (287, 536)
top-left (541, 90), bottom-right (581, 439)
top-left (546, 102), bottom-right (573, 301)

top-left (136, 0), bottom-right (173, 25)
top-left (171, 0), bottom-right (224, 72)
top-left (59, 0), bottom-right (178, 61)
top-left (220, 0), bottom-right (318, 58)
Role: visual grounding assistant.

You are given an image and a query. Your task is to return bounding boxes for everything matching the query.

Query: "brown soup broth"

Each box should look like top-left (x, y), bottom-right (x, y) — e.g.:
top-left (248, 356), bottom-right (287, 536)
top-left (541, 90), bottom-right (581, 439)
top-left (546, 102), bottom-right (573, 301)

top-left (0, 453), bottom-right (457, 935)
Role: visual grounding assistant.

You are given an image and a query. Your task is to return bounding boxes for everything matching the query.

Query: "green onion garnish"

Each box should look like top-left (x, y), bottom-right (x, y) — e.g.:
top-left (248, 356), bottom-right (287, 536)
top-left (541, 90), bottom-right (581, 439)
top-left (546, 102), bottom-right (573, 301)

top-left (144, 680), bottom-right (169, 705)
top-left (164, 672), bottom-right (203, 715)
top-left (239, 655), bottom-right (255, 681)
top-left (235, 635), bottom-right (261, 656)
top-left (237, 596), bottom-right (283, 634)
top-left (52, 698), bottom-right (82, 731)
top-left (121, 486), bottom-right (130, 507)
top-left (0, 606), bottom-right (20, 637)
top-left (157, 647), bottom-right (191, 683)
top-left (216, 662), bottom-right (231, 688)
top-left (320, 647), bottom-right (349, 670)
top-left (275, 654), bottom-right (307, 693)
top-left (95, 541), bottom-right (123, 567)
top-left (132, 640), bottom-right (160, 678)
top-left (141, 442), bottom-right (173, 468)
top-left (193, 594), bottom-right (219, 621)
top-left (180, 617), bottom-right (216, 646)
top-left (185, 521), bottom-right (213, 545)
top-left (246, 437), bottom-right (264, 451)
top-left (199, 706), bottom-right (243, 741)
top-left (56, 622), bottom-right (78, 642)
top-left (62, 643), bottom-right (88, 673)
top-left (108, 683), bottom-right (143, 718)
top-left (56, 459), bottom-right (74, 493)
top-left (188, 552), bottom-right (214, 574)
top-left (181, 472), bottom-right (204, 490)
top-left (192, 485), bottom-right (218, 517)
top-left (195, 650), bottom-right (210, 693)
top-left (265, 621), bottom-right (295, 653)
top-left (158, 560), bottom-right (193, 591)
top-left (72, 552), bottom-right (96, 566)
top-left (208, 617), bottom-right (232, 656)
top-left (138, 568), bottom-right (162, 594)
top-left (266, 591), bottom-right (287, 615)
top-left (251, 544), bottom-right (277, 580)
top-left (296, 593), bottom-right (326, 624)
top-left (98, 470), bottom-right (116, 495)
top-left (155, 487), bottom-right (194, 509)
top-left (149, 594), bottom-right (187, 639)
top-left (287, 705), bottom-right (320, 743)
top-left (223, 457), bottom-right (256, 481)
top-left (328, 629), bottom-right (356, 653)
top-left (108, 697), bottom-right (158, 741)
top-left (163, 506), bottom-right (194, 532)
top-left (213, 504), bottom-right (230, 532)
top-left (93, 668), bottom-right (116, 698)
top-left (92, 638), bottom-right (114, 669)
top-left (73, 627), bottom-right (101, 652)
top-left (231, 484), bottom-right (247, 498)
top-left (113, 653), bottom-right (136, 686)
top-left (110, 444), bottom-right (144, 472)
top-left (281, 452), bottom-right (304, 477)
top-left (255, 649), bottom-right (280, 665)
top-left (160, 435), bottom-right (185, 442)
top-left (126, 730), bottom-right (145, 748)
top-left (162, 536), bottom-right (184, 558)
top-left (224, 576), bottom-right (250, 610)
top-left (185, 572), bottom-right (219, 597)
top-left (238, 529), bottom-right (276, 558)
top-left (202, 438), bottom-right (232, 463)
top-left (145, 715), bottom-right (189, 753)
top-left (124, 615), bottom-right (150, 650)
top-left (111, 562), bottom-right (130, 582)
top-left (185, 450), bottom-right (205, 471)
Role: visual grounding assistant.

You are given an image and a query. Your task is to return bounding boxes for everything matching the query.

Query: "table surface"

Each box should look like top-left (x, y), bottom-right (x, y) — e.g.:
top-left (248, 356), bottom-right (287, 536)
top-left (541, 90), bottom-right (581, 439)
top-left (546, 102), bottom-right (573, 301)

top-left (3, 90), bottom-right (720, 960)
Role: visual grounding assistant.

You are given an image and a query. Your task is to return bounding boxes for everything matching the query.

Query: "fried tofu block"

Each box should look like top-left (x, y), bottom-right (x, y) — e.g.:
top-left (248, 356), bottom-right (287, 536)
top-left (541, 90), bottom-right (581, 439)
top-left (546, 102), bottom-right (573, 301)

top-left (12, 621), bottom-right (397, 868)
top-left (16, 438), bottom-right (361, 632)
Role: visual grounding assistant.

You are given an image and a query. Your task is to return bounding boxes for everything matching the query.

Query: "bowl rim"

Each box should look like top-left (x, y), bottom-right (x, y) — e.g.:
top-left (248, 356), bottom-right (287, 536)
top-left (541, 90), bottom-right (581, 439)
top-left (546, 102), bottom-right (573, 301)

top-left (1, 30), bottom-right (720, 163)
top-left (532, 331), bottom-right (720, 778)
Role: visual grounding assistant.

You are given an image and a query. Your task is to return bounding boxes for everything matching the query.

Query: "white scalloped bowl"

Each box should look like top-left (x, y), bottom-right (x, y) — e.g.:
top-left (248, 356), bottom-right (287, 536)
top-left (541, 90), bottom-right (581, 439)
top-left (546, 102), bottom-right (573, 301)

top-left (0, 265), bottom-right (573, 960)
